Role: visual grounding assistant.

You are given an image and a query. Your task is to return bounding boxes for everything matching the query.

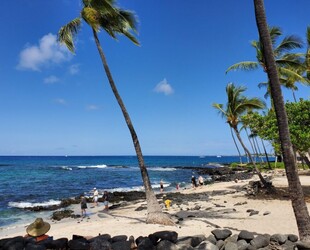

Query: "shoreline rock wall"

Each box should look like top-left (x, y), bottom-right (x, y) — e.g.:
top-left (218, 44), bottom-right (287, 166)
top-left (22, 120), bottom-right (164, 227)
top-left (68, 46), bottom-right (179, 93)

top-left (1, 229), bottom-right (307, 250)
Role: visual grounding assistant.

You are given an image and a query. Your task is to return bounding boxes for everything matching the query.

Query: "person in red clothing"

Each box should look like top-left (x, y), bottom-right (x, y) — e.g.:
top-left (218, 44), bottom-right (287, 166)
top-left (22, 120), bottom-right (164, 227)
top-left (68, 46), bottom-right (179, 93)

top-left (25, 218), bottom-right (51, 242)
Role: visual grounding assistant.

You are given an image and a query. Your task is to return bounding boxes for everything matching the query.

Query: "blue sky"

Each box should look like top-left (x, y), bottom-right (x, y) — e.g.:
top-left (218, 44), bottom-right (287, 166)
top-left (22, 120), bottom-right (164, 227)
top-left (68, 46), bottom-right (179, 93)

top-left (0, 0), bottom-right (309, 156)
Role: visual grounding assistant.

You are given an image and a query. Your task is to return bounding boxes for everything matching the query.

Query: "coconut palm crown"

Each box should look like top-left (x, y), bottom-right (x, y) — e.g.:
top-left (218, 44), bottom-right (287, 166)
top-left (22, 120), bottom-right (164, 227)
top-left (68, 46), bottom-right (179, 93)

top-left (226, 26), bottom-right (309, 100)
top-left (213, 83), bottom-right (266, 130)
top-left (58, 0), bottom-right (139, 53)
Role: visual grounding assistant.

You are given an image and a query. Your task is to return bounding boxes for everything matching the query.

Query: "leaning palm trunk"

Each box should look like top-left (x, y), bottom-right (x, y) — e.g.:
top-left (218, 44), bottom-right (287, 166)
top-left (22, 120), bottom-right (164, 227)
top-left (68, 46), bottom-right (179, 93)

top-left (230, 126), bottom-right (243, 164)
top-left (254, 0), bottom-right (310, 240)
top-left (233, 126), bottom-right (269, 187)
top-left (261, 138), bottom-right (272, 169)
top-left (245, 128), bottom-right (257, 163)
top-left (92, 29), bottom-right (174, 225)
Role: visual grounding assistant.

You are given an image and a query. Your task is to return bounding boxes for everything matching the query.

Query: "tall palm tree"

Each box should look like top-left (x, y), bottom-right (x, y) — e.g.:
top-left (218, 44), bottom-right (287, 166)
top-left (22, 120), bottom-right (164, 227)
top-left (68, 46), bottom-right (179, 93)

top-left (253, 0), bottom-right (310, 240)
top-left (213, 83), bottom-right (268, 186)
top-left (305, 27), bottom-right (310, 80)
top-left (58, 0), bottom-right (173, 225)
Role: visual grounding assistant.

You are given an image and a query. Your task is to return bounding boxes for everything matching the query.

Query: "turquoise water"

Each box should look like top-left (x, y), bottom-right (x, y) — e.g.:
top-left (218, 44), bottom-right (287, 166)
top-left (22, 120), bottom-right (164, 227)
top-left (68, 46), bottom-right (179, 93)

top-left (0, 155), bottom-right (267, 227)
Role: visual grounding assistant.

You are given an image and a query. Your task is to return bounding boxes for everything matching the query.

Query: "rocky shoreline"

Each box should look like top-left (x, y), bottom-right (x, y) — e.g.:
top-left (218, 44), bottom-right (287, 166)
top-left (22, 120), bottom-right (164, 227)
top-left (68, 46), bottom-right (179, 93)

top-left (24, 166), bottom-right (255, 213)
top-left (1, 228), bottom-right (308, 249)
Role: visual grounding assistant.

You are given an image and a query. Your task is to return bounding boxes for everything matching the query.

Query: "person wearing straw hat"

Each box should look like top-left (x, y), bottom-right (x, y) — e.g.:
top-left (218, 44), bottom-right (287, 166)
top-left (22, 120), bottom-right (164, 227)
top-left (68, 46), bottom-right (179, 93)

top-left (25, 218), bottom-right (51, 242)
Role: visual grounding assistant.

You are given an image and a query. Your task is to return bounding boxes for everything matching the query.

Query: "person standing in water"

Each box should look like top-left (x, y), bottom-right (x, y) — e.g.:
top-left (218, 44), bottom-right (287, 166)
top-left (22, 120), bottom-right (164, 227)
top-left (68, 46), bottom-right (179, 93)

top-left (160, 180), bottom-right (164, 193)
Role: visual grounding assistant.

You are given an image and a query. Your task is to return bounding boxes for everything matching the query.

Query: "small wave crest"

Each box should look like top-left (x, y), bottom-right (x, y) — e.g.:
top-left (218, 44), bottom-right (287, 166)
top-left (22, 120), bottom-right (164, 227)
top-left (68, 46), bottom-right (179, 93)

top-left (77, 164), bottom-right (108, 169)
top-left (61, 166), bottom-right (72, 171)
top-left (8, 199), bottom-right (61, 209)
top-left (149, 167), bottom-right (176, 172)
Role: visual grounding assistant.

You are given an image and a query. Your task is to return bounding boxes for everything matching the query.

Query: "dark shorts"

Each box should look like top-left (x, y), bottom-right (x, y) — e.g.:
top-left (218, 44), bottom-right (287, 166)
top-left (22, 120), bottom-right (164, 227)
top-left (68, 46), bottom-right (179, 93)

top-left (81, 203), bottom-right (87, 209)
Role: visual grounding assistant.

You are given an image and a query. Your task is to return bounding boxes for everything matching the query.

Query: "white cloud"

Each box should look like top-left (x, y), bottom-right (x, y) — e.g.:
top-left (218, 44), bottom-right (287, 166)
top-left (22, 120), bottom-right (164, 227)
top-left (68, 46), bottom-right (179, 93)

top-left (86, 105), bottom-right (99, 110)
top-left (69, 64), bottom-right (80, 75)
top-left (54, 98), bottom-right (66, 105)
top-left (154, 78), bottom-right (174, 95)
top-left (17, 33), bottom-right (72, 71)
top-left (44, 75), bottom-right (59, 84)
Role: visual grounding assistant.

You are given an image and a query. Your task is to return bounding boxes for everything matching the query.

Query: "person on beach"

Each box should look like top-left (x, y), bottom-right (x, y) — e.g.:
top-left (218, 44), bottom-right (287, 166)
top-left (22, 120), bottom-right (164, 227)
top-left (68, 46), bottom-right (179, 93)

top-left (191, 175), bottom-right (197, 189)
top-left (103, 191), bottom-right (109, 211)
top-left (93, 187), bottom-right (99, 206)
top-left (24, 218), bottom-right (52, 242)
top-left (198, 176), bottom-right (204, 188)
top-left (160, 179), bottom-right (164, 192)
top-left (80, 195), bottom-right (87, 217)
top-left (176, 183), bottom-right (180, 190)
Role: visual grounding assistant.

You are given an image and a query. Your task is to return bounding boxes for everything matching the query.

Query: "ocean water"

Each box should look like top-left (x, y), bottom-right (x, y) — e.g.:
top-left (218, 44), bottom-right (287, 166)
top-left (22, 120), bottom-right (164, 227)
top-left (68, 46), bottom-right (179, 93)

top-left (0, 155), bottom-right (268, 228)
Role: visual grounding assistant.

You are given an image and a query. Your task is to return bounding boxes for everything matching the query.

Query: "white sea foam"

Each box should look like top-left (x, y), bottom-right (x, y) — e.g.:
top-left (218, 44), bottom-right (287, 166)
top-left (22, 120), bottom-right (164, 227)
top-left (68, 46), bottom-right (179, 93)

top-left (8, 199), bottom-right (61, 209)
top-left (77, 164), bottom-right (108, 169)
top-left (149, 167), bottom-right (176, 171)
top-left (61, 166), bottom-right (72, 171)
top-left (207, 163), bottom-right (224, 168)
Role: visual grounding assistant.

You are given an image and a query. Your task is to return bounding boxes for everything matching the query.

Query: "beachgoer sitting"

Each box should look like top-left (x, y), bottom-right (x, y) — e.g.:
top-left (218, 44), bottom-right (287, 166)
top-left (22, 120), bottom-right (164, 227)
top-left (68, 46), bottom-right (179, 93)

top-left (24, 218), bottom-right (52, 242)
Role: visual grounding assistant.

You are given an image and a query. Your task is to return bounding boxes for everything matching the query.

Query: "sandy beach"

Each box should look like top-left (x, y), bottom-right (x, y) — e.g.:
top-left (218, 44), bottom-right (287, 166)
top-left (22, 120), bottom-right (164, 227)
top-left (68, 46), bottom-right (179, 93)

top-left (1, 170), bottom-right (309, 240)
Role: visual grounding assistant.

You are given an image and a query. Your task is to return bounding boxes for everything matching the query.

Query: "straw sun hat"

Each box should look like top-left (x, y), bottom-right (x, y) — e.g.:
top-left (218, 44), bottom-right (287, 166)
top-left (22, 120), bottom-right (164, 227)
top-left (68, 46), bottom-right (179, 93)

top-left (26, 218), bottom-right (51, 237)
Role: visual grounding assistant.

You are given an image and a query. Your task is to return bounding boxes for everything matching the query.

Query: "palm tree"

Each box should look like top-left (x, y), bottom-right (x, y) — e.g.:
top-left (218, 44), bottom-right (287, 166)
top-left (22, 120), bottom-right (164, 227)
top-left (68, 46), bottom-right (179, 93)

top-left (305, 27), bottom-right (310, 80)
top-left (213, 83), bottom-right (268, 186)
top-left (58, 0), bottom-right (173, 225)
top-left (253, 0), bottom-right (310, 240)
top-left (226, 26), bottom-right (306, 104)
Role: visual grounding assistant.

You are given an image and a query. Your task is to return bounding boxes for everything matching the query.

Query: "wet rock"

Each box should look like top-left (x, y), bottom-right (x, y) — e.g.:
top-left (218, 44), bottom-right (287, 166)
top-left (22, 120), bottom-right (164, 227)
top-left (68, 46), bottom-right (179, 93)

top-left (51, 209), bottom-right (74, 221)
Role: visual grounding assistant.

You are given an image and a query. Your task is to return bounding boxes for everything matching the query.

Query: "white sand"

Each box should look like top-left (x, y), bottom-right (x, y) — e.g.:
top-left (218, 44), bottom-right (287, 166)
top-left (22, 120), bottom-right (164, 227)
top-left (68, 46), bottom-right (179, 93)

top-left (1, 171), bottom-right (309, 240)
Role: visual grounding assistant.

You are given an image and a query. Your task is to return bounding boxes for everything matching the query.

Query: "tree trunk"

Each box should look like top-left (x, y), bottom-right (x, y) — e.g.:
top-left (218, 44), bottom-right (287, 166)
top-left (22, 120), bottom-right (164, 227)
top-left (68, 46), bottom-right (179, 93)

top-left (245, 128), bottom-right (257, 163)
top-left (261, 138), bottom-right (272, 169)
top-left (230, 126), bottom-right (243, 164)
top-left (254, 0), bottom-right (310, 240)
top-left (232, 126), bottom-right (269, 187)
top-left (92, 29), bottom-right (174, 225)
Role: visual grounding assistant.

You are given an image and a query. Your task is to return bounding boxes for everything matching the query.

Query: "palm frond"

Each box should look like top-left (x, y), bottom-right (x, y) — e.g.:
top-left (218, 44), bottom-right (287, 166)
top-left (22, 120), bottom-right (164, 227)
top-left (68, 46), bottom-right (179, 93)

top-left (226, 61), bottom-right (259, 73)
top-left (279, 67), bottom-right (310, 86)
top-left (89, 0), bottom-right (118, 16)
top-left (268, 26), bottom-right (282, 46)
top-left (58, 18), bottom-right (81, 53)
top-left (212, 103), bottom-right (227, 119)
top-left (276, 57), bottom-right (304, 69)
top-left (307, 26), bottom-right (310, 46)
top-left (274, 35), bottom-right (303, 56)
top-left (119, 10), bottom-right (139, 33)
